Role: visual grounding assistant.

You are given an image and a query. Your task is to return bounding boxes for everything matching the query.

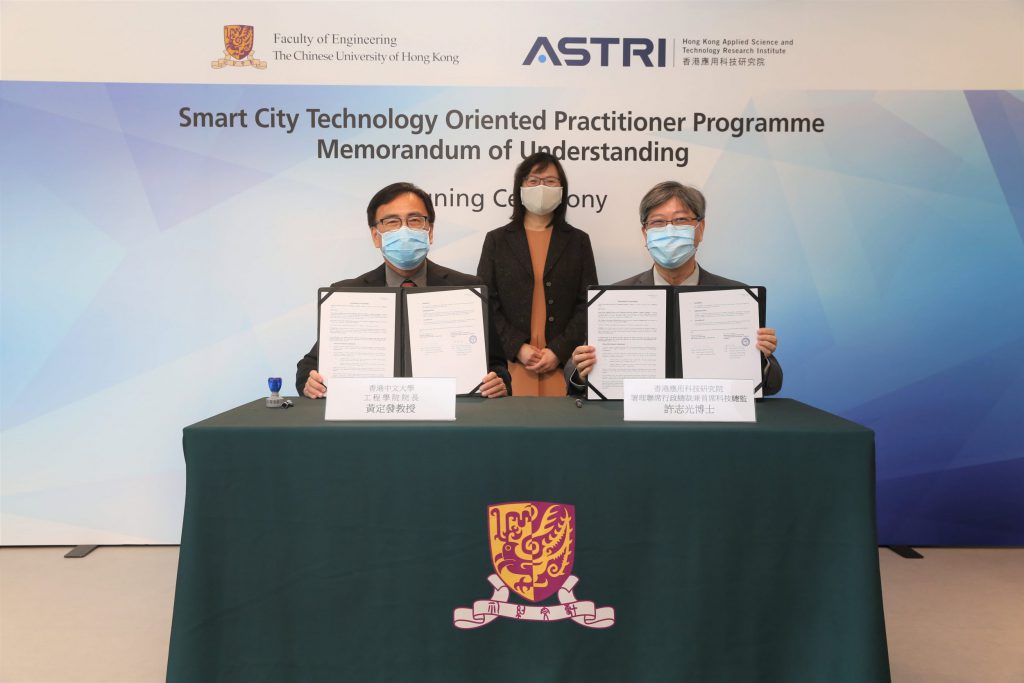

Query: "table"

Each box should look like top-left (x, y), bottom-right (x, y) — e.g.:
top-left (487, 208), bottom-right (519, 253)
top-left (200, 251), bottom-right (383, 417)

top-left (167, 397), bottom-right (890, 682)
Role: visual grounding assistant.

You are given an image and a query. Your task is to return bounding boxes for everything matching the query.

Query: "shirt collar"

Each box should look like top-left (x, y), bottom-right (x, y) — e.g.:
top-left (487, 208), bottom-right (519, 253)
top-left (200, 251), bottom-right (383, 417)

top-left (652, 263), bottom-right (700, 286)
top-left (384, 261), bottom-right (428, 287)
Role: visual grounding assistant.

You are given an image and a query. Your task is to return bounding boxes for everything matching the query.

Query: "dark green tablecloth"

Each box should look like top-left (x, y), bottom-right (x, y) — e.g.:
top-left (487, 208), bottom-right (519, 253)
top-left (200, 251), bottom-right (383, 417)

top-left (167, 397), bottom-right (889, 682)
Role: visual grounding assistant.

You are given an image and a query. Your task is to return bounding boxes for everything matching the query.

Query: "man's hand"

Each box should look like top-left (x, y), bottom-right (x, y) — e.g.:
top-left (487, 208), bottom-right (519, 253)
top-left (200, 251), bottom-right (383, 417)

top-left (525, 348), bottom-right (559, 374)
top-left (517, 343), bottom-right (541, 366)
top-left (571, 345), bottom-right (597, 379)
top-left (756, 328), bottom-right (777, 358)
top-left (303, 370), bottom-right (327, 399)
top-left (479, 371), bottom-right (508, 398)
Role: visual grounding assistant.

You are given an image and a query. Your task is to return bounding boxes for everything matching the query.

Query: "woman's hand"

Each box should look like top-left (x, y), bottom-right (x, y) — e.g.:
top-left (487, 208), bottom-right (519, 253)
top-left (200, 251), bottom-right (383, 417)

top-left (526, 348), bottom-right (559, 374)
top-left (517, 343), bottom-right (541, 366)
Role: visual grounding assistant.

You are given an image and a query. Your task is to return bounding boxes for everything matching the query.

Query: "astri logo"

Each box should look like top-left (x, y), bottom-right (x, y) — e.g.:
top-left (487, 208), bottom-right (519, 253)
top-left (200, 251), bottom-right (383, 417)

top-left (453, 502), bottom-right (614, 629)
top-left (524, 36), bottom-right (666, 67)
top-left (211, 25), bottom-right (268, 70)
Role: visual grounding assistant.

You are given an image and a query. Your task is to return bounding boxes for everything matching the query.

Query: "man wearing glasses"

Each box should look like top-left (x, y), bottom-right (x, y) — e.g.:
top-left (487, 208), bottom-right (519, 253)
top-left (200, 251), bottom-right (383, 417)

top-left (565, 181), bottom-right (783, 395)
top-left (297, 182), bottom-right (511, 399)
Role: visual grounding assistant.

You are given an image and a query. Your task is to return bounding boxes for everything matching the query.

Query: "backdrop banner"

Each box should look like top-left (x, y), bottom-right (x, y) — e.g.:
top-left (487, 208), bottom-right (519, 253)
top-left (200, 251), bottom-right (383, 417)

top-left (1, 1), bottom-right (1022, 546)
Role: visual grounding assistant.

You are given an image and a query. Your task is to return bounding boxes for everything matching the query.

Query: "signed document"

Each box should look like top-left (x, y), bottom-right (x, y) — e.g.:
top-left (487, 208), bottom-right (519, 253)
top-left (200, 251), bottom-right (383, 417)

top-left (318, 290), bottom-right (397, 383)
top-left (677, 289), bottom-right (763, 397)
top-left (405, 287), bottom-right (488, 394)
top-left (587, 288), bottom-right (667, 400)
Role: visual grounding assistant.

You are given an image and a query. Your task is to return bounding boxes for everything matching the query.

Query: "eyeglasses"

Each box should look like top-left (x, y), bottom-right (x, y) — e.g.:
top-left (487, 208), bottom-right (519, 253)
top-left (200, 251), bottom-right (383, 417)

top-left (644, 216), bottom-right (702, 229)
top-left (375, 214), bottom-right (430, 231)
top-left (523, 175), bottom-right (561, 188)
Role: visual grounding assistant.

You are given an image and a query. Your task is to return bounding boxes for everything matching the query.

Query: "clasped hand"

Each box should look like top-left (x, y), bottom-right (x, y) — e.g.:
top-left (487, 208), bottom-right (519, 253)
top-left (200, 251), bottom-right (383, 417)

top-left (517, 344), bottom-right (559, 374)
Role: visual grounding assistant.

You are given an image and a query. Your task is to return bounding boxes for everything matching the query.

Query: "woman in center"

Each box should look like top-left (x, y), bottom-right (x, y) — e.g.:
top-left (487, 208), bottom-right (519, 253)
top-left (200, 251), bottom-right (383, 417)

top-left (477, 153), bottom-right (598, 396)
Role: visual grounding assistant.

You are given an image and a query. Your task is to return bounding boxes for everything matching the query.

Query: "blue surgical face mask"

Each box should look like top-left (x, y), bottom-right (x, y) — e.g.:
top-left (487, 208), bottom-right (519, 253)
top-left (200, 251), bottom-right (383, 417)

top-left (645, 225), bottom-right (696, 269)
top-left (380, 227), bottom-right (429, 270)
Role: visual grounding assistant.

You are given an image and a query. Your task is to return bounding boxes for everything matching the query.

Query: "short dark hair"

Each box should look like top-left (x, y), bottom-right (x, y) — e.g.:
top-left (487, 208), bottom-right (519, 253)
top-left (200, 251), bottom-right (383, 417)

top-left (509, 152), bottom-right (569, 227)
top-left (366, 182), bottom-right (435, 227)
top-left (639, 181), bottom-right (706, 225)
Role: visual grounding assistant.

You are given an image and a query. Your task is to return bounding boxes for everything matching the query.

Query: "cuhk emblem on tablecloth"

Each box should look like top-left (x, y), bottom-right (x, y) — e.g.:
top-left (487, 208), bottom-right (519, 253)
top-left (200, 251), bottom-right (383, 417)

top-left (453, 502), bottom-right (615, 629)
top-left (211, 25), bottom-right (267, 70)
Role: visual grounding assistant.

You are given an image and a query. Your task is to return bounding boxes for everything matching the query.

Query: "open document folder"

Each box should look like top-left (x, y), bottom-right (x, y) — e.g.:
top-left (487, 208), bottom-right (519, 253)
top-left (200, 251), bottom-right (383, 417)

top-left (586, 285), bottom-right (766, 400)
top-left (317, 285), bottom-right (489, 395)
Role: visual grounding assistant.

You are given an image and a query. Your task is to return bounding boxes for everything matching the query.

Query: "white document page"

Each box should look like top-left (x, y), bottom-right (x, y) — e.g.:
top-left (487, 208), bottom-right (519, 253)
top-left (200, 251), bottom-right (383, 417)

top-left (318, 291), bottom-right (397, 383)
top-left (587, 288), bottom-right (667, 400)
top-left (405, 288), bottom-right (488, 394)
top-left (677, 289), bottom-right (763, 398)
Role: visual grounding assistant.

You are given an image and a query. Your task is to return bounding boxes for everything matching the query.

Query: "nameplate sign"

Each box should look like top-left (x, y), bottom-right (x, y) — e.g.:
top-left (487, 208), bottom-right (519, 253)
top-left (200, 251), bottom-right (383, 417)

top-left (325, 378), bottom-right (457, 421)
top-left (623, 379), bottom-right (755, 422)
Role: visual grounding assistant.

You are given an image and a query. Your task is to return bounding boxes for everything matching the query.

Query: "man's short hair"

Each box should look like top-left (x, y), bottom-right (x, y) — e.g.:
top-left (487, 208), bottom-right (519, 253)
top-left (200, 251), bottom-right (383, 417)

top-left (366, 182), bottom-right (435, 227)
top-left (639, 181), bottom-right (706, 224)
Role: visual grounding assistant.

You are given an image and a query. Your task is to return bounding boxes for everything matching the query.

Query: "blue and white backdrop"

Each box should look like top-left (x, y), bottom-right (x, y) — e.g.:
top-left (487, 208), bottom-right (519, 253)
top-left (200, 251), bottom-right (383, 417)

top-left (1, 1), bottom-right (1022, 545)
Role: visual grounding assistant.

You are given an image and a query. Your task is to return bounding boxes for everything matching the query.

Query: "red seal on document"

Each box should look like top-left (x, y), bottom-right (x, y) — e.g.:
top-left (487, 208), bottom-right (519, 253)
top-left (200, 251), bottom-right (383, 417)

top-left (453, 502), bottom-right (614, 629)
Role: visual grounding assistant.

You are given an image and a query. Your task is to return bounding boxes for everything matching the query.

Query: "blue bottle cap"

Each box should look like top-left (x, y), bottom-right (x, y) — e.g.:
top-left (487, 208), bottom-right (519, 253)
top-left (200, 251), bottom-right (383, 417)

top-left (268, 377), bottom-right (283, 393)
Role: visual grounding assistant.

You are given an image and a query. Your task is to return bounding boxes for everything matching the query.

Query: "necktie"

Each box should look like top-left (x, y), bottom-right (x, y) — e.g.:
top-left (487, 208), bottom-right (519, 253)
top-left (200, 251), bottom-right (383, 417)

top-left (401, 279), bottom-right (417, 288)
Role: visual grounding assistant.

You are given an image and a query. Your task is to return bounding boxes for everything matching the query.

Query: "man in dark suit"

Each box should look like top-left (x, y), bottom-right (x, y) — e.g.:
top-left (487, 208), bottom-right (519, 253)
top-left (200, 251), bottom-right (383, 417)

top-left (565, 181), bottom-right (783, 395)
top-left (297, 182), bottom-right (510, 399)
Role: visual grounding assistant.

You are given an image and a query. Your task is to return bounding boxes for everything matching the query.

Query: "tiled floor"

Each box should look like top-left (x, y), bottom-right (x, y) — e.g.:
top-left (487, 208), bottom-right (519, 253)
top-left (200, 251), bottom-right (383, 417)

top-left (1, 546), bottom-right (1022, 682)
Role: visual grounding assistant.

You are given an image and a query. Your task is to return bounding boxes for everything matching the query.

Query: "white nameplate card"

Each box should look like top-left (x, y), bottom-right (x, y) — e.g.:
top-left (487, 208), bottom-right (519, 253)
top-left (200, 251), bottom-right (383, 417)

top-left (325, 378), bottom-right (456, 421)
top-left (623, 379), bottom-right (755, 422)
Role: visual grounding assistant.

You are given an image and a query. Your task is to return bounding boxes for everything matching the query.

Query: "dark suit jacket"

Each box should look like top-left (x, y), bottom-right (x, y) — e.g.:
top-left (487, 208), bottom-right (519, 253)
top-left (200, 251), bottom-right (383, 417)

top-left (564, 265), bottom-right (784, 396)
top-left (615, 267), bottom-right (742, 287)
top-left (295, 260), bottom-right (511, 395)
top-left (476, 221), bottom-right (598, 364)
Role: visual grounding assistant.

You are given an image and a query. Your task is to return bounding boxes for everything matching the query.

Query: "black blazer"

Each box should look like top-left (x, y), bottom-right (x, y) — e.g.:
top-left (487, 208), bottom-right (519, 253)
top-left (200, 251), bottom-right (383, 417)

top-left (295, 260), bottom-right (511, 395)
top-left (476, 221), bottom-right (598, 364)
top-left (564, 265), bottom-right (784, 396)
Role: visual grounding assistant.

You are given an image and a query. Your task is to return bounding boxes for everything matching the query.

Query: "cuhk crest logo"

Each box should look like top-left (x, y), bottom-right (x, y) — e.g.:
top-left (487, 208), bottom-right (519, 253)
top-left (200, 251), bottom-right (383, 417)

top-left (453, 502), bottom-right (614, 628)
top-left (211, 25), bottom-right (267, 70)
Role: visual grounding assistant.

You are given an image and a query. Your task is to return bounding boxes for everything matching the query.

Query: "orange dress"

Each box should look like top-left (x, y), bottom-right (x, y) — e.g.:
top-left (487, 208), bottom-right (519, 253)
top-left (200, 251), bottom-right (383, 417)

top-left (508, 228), bottom-right (567, 396)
